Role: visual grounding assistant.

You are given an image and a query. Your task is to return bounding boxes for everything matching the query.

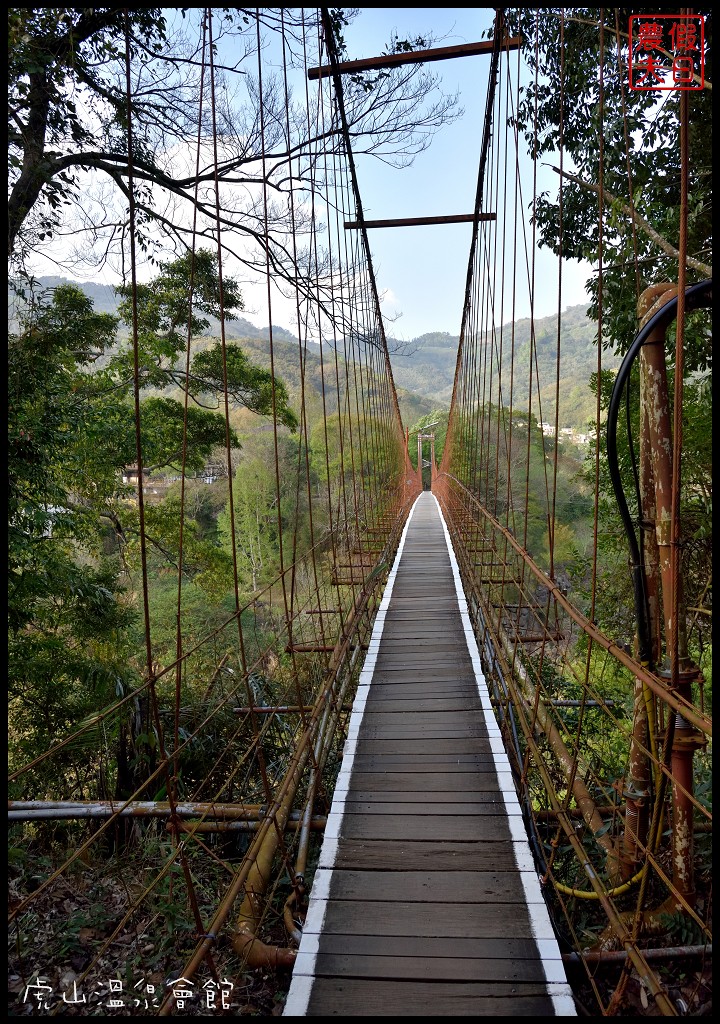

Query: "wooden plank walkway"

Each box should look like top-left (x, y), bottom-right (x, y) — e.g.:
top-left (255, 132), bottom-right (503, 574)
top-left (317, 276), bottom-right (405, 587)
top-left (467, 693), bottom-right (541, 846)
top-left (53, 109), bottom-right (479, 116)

top-left (284, 492), bottom-right (576, 1016)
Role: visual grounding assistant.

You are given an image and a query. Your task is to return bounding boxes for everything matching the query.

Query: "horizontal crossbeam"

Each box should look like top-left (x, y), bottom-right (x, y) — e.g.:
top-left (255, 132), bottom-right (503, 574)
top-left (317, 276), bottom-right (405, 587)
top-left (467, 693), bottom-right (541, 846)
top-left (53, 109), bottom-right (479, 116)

top-left (308, 37), bottom-right (522, 80)
top-left (344, 213), bottom-right (495, 229)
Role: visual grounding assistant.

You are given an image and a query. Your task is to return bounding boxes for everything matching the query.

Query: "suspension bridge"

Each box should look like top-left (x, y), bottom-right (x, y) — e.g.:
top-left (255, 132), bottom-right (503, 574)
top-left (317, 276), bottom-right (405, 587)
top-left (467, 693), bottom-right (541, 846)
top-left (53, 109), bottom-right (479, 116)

top-left (8, 8), bottom-right (712, 1018)
top-left (284, 492), bottom-right (574, 1015)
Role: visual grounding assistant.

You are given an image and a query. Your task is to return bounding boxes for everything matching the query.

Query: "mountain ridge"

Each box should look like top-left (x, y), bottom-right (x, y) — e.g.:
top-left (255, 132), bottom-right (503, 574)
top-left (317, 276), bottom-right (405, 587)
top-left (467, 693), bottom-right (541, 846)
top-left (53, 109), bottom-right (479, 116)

top-left (9, 277), bottom-right (614, 430)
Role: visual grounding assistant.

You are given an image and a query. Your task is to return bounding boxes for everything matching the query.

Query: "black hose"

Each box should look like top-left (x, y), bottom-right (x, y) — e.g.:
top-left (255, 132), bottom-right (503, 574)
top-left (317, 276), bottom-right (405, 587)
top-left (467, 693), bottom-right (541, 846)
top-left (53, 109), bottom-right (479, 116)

top-left (605, 279), bottom-right (712, 667)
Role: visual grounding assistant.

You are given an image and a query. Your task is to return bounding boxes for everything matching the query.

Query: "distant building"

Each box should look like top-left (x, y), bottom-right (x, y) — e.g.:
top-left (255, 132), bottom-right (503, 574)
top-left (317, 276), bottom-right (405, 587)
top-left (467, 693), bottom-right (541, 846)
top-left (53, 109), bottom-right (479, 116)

top-left (121, 465), bottom-right (148, 485)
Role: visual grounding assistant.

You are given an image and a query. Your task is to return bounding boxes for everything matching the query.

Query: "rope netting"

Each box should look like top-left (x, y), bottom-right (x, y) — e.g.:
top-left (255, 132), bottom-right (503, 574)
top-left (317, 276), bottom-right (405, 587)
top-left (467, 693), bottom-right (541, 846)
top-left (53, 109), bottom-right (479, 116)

top-left (9, 7), bottom-right (419, 1013)
top-left (435, 10), bottom-right (711, 1015)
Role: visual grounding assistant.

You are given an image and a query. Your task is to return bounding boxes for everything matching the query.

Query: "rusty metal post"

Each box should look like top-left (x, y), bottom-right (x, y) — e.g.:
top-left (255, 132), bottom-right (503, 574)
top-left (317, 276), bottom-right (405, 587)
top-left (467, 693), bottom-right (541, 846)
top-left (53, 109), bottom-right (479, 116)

top-left (403, 426), bottom-right (421, 499)
top-left (622, 679), bottom-right (651, 880)
top-left (638, 290), bottom-right (669, 670)
top-left (639, 287), bottom-right (692, 671)
top-left (619, 286), bottom-right (675, 878)
top-left (669, 713), bottom-right (703, 908)
top-left (404, 426), bottom-right (411, 502)
top-left (637, 283), bottom-right (704, 908)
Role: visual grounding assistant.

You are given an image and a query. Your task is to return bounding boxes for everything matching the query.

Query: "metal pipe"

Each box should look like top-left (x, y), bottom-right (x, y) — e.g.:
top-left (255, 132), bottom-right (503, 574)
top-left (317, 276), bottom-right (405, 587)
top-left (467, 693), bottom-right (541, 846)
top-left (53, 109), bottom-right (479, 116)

top-left (670, 713), bottom-right (700, 908)
top-left (8, 800), bottom-right (266, 821)
top-left (606, 281), bottom-right (711, 668)
top-left (634, 284), bottom-right (711, 908)
top-left (550, 700), bottom-right (616, 707)
top-left (535, 808), bottom-right (711, 832)
top-left (563, 943), bottom-right (711, 966)
top-left (639, 289), bottom-right (673, 670)
top-left (622, 677), bottom-right (652, 880)
top-left (233, 706), bottom-right (313, 714)
top-left (620, 284), bottom-right (678, 880)
top-left (7, 802), bottom-right (331, 829)
top-left (639, 292), bottom-right (690, 672)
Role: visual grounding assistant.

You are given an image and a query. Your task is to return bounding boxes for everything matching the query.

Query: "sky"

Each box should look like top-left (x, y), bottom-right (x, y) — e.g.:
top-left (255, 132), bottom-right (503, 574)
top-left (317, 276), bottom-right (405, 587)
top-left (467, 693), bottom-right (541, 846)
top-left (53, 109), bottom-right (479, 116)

top-left (330, 8), bottom-right (594, 341)
top-left (249, 7), bottom-right (593, 340)
top-left (244, 7), bottom-right (593, 340)
top-left (22, 8), bottom-right (594, 341)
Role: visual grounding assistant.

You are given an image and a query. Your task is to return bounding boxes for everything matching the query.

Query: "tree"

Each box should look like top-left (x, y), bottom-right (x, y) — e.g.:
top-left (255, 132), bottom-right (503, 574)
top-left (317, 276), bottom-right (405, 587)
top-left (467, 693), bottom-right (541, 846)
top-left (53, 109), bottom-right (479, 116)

top-left (498, 9), bottom-right (712, 654)
top-left (220, 434), bottom-right (282, 593)
top-left (408, 408), bottom-right (449, 470)
top-left (112, 248), bottom-right (298, 439)
top-left (8, 253), bottom-right (298, 768)
top-left (500, 7), bottom-right (712, 359)
top-left (8, 284), bottom-right (137, 775)
top-left (8, 7), bottom-right (461, 290)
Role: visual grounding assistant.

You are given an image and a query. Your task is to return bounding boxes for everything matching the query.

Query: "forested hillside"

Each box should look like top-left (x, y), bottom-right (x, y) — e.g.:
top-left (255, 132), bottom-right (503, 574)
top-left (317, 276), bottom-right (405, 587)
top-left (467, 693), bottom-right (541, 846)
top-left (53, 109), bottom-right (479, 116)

top-left (388, 303), bottom-right (621, 429)
top-left (11, 277), bottom-right (618, 431)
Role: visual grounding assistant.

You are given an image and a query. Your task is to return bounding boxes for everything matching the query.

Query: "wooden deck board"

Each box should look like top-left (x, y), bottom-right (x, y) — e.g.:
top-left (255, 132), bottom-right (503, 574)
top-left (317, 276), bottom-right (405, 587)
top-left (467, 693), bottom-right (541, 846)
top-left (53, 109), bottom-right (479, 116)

top-left (354, 738), bottom-right (495, 754)
top-left (335, 772), bottom-right (504, 791)
top-left (358, 726), bottom-right (491, 740)
top-left (325, 869), bottom-right (530, 903)
top-left (299, 934), bottom-right (556, 961)
top-left (366, 671), bottom-right (478, 683)
top-left (372, 655), bottom-right (473, 667)
top-left (307, 899), bottom-right (541, 938)
top-left (339, 814), bottom-right (515, 842)
top-left (363, 698), bottom-right (485, 712)
top-left (341, 800), bottom-right (507, 815)
top-left (328, 840), bottom-right (523, 871)
top-left (348, 752), bottom-right (502, 771)
top-left (344, 790), bottom-right (503, 804)
top-left (304, 980), bottom-right (560, 1017)
top-left (303, 952), bottom-right (550, 983)
top-left (359, 708), bottom-right (487, 722)
top-left (284, 493), bottom-right (573, 1017)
